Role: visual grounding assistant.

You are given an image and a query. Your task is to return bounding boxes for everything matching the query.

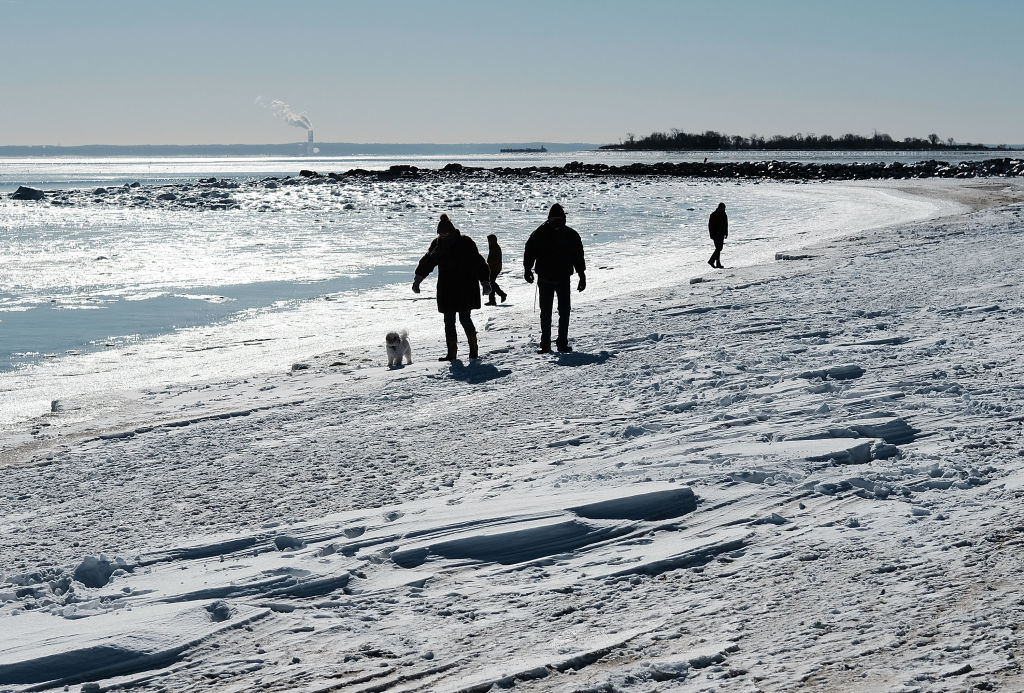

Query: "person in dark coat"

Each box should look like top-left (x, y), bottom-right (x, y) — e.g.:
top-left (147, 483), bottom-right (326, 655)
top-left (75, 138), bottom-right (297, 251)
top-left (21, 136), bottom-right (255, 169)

top-left (523, 203), bottom-right (586, 354)
top-left (413, 214), bottom-right (490, 360)
top-left (708, 202), bottom-right (728, 269)
top-left (485, 233), bottom-right (508, 306)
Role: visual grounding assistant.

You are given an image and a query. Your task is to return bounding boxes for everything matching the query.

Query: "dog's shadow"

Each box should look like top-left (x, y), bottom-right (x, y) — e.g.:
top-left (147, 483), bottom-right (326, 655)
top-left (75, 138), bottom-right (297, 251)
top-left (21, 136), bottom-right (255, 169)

top-left (447, 360), bottom-right (512, 383)
top-left (554, 350), bottom-right (615, 367)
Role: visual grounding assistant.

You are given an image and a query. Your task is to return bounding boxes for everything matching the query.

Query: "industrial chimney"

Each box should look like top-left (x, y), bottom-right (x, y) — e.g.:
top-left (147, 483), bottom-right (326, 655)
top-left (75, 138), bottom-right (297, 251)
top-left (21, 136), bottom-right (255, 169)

top-left (307, 130), bottom-right (314, 156)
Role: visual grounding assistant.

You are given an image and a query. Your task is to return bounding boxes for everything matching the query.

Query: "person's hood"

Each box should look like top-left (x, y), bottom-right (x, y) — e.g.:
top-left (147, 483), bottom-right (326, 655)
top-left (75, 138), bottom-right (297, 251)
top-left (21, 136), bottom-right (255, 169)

top-left (547, 203), bottom-right (566, 223)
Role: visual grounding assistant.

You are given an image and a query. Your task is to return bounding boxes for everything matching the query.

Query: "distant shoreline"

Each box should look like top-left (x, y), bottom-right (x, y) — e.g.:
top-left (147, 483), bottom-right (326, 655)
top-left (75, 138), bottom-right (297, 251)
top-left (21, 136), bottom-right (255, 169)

top-left (601, 144), bottom-right (1008, 153)
top-left (0, 142), bottom-right (595, 158)
top-left (6, 143), bottom-right (1017, 159)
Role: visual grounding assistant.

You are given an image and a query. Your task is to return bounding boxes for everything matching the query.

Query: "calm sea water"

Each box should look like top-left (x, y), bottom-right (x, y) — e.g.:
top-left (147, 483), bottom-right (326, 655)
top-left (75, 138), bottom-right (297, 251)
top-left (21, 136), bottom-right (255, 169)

top-left (0, 155), bottom-right (956, 425)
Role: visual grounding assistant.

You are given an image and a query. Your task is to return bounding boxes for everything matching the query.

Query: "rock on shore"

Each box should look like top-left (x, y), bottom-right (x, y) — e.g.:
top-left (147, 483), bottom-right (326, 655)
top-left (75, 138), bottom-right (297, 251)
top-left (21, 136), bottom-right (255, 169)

top-left (8, 158), bottom-right (1024, 212)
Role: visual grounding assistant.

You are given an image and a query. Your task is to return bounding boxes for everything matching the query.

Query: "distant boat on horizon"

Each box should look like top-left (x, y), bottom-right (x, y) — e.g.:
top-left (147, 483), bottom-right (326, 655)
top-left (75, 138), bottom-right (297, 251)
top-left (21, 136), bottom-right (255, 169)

top-left (500, 146), bottom-right (548, 153)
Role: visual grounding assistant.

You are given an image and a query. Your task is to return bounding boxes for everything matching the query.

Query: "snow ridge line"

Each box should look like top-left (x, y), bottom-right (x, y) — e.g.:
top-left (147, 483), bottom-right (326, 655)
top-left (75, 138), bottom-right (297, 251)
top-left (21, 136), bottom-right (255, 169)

top-left (85, 401), bottom-right (306, 444)
top-left (311, 660), bottom-right (462, 693)
top-left (452, 630), bottom-right (647, 693)
top-left (11, 607), bottom-right (271, 692)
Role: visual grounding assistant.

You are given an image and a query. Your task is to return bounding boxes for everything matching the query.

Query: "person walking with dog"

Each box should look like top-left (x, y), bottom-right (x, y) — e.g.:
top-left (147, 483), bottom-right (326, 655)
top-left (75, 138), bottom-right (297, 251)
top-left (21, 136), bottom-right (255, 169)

top-left (523, 203), bottom-right (586, 354)
top-left (412, 214), bottom-right (490, 361)
top-left (485, 233), bottom-right (508, 305)
top-left (708, 202), bottom-right (728, 269)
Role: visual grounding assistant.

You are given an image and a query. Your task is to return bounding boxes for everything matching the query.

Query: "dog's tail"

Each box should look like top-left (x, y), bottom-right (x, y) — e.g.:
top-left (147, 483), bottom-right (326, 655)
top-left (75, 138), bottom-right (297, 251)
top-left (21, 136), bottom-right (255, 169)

top-left (400, 329), bottom-right (408, 339)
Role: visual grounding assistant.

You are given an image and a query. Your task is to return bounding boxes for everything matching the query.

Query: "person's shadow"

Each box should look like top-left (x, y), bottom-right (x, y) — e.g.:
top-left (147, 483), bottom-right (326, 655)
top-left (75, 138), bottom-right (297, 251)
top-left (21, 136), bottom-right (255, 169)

top-left (447, 360), bottom-right (512, 383)
top-left (554, 350), bottom-right (614, 367)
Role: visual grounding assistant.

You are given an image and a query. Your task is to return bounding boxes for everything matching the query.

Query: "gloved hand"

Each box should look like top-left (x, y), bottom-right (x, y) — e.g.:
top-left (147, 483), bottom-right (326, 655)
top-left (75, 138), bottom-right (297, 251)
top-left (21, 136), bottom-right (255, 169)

top-left (577, 272), bottom-right (586, 292)
top-left (481, 281), bottom-right (491, 295)
top-left (524, 269), bottom-right (535, 284)
top-left (412, 275), bottom-right (423, 294)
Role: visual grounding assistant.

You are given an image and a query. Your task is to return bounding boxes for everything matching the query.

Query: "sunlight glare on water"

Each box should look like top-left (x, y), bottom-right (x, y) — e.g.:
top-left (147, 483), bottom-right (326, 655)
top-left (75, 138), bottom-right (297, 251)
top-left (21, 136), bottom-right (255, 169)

top-left (0, 170), bottom-right (949, 425)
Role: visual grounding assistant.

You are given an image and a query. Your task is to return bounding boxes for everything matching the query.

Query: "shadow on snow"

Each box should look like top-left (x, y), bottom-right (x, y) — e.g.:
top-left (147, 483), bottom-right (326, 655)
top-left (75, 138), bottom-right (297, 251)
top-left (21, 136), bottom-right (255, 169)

top-left (447, 360), bottom-right (512, 383)
top-left (554, 350), bottom-right (615, 367)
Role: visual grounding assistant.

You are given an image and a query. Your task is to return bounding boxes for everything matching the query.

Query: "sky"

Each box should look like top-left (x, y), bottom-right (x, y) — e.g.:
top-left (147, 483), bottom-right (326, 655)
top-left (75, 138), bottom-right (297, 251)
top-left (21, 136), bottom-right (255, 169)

top-left (1, 0), bottom-right (1022, 146)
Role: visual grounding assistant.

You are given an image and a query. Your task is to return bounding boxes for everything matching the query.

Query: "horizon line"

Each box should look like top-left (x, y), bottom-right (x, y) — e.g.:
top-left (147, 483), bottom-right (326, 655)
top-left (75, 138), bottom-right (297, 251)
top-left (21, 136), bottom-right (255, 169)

top-left (0, 141), bottom-right (600, 148)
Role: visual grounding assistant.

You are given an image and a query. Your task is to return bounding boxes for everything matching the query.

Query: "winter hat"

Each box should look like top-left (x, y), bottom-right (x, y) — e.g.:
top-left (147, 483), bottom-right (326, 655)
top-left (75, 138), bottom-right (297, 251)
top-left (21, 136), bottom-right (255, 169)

top-left (487, 233), bottom-right (497, 242)
top-left (437, 214), bottom-right (456, 234)
top-left (548, 203), bottom-right (566, 221)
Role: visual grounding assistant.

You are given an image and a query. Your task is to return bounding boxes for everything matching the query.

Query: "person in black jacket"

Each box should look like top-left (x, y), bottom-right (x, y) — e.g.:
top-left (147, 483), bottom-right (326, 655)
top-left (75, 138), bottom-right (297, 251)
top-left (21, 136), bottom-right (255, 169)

top-left (523, 203), bottom-right (586, 354)
top-left (708, 202), bottom-right (728, 269)
top-left (485, 233), bottom-right (507, 306)
top-left (413, 214), bottom-right (490, 361)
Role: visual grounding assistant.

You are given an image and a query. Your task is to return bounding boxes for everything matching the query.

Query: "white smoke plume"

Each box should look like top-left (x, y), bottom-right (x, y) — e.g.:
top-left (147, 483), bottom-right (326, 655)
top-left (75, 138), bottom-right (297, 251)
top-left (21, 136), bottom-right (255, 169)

top-left (256, 96), bottom-right (312, 131)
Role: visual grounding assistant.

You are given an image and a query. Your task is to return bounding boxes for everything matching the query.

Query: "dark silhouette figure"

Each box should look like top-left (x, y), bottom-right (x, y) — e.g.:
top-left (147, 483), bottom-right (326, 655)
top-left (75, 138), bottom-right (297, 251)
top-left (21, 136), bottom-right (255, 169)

top-left (485, 234), bottom-right (507, 305)
top-left (413, 214), bottom-right (490, 360)
top-left (523, 203), bottom-right (587, 354)
top-left (708, 202), bottom-right (728, 269)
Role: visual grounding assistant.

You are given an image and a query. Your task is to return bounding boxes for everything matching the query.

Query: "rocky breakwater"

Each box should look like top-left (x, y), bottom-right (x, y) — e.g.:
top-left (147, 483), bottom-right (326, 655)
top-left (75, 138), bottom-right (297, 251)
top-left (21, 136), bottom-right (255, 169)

top-left (7, 158), bottom-right (1024, 213)
top-left (326, 158), bottom-right (1024, 181)
top-left (553, 158), bottom-right (1024, 180)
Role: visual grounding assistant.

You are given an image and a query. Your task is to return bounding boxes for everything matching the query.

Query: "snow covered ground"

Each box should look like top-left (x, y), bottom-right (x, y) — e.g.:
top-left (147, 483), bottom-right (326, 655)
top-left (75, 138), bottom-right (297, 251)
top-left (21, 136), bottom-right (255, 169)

top-left (2, 178), bottom-right (1024, 692)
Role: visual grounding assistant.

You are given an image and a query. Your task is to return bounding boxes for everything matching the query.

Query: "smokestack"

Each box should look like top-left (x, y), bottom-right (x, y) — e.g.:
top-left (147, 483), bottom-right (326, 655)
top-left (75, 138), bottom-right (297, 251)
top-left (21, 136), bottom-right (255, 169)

top-left (307, 130), bottom-right (314, 156)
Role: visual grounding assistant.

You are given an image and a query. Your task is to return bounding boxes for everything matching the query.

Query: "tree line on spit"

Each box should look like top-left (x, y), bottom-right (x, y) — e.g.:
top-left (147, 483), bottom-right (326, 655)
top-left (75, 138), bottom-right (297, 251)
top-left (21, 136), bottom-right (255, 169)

top-left (601, 129), bottom-right (1007, 151)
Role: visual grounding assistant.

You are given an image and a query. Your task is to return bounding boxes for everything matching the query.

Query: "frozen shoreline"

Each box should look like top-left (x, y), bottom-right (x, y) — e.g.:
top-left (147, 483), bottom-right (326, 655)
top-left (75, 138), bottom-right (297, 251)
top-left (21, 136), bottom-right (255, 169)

top-left (0, 176), bottom-right (957, 428)
top-left (1, 179), bottom-right (1023, 692)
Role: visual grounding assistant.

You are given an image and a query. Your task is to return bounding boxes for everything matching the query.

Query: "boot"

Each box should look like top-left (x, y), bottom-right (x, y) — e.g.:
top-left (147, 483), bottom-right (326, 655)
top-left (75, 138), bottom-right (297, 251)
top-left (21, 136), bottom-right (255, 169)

top-left (438, 334), bottom-right (457, 361)
top-left (537, 342), bottom-right (552, 354)
top-left (467, 332), bottom-right (479, 359)
top-left (499, 290), bottom-right (507, 303)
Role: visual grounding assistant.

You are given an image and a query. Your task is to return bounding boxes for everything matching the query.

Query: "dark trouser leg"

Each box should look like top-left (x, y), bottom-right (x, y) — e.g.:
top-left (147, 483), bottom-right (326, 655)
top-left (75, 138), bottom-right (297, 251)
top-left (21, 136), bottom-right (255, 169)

top-left (554, 277), bottom-right (572, 348)
top-left (441, 312), bottom-right (458, 360)
top-left (538, 279), bottom-right (555, 349)
top-left (458, 310), bottom-right (478, 359)
top-left (488, 272), bottom-right (505, 304)
top-left (489, 278), bottom-right (505, 303)
top-left (709, 238), bottom-right (724, 267)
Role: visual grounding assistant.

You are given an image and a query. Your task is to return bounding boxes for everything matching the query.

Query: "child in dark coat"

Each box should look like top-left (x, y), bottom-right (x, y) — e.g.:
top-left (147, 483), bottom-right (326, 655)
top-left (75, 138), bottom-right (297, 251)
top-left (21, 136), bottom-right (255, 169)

top-left (485, 234), bottom-right (508, 305)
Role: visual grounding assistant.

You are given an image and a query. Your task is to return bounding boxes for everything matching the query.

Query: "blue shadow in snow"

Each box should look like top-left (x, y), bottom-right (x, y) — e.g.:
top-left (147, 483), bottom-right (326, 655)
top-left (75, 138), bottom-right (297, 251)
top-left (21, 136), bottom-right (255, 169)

top-left (447, 360), bottom-right (512, 383)
top-left (555, 350), bottom-right (615, 367)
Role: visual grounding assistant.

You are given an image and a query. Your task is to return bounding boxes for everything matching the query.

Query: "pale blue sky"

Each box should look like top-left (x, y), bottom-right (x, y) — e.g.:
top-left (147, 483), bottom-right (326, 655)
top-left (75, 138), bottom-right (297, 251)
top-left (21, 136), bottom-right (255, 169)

top-left (2, 0), bottom-right (1021, 145)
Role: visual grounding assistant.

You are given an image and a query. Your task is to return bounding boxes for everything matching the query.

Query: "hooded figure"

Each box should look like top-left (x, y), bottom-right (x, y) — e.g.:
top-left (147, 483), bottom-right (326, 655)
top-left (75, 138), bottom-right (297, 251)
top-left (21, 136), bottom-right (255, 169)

top-left (413, 214), bottom-right (490, 360)
top-left (708, 202), bottom-right (728, 269)
top-left (523, 203), bottom-right (587, 353)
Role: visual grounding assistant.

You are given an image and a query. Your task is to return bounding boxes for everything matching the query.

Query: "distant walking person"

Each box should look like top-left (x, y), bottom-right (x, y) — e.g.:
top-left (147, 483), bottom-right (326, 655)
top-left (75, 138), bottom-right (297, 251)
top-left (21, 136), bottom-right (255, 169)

top-left (413, 214), bottom-right (490, 361)
top-left (524, 203), bottom-right (587, 354)
top-left (708, 202), bottom-right (728, 269)
top-left (485, 234), bottom-right (508, 305)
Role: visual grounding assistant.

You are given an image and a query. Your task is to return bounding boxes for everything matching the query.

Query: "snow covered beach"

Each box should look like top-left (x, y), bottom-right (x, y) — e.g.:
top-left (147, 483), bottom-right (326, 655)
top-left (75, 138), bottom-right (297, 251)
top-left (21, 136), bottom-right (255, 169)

top-left (2, 174), bottom-right (1024, 692)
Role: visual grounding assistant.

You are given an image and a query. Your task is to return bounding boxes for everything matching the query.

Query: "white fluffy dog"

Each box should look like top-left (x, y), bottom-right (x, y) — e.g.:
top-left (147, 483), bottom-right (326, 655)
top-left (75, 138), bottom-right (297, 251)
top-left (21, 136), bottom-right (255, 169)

top-left (385, 330), bottom-right (413, 367)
